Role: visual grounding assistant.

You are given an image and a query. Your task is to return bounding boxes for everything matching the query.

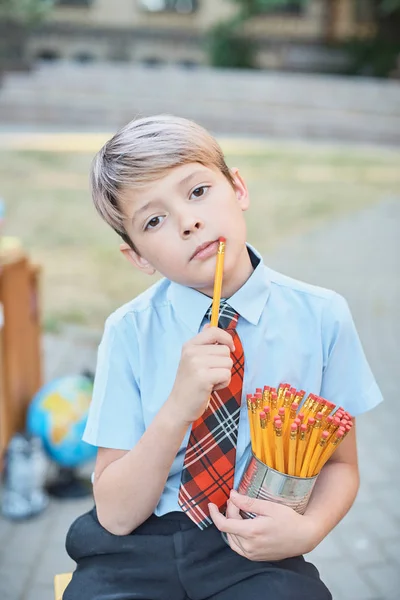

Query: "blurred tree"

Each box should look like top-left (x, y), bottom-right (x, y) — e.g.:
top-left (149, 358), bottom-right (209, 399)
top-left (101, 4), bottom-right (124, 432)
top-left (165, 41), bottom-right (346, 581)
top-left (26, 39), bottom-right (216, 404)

top-left (208, 0), bottom-right (306, 68)
top-left (345, 0), bottom-right (400, 77)
top-left (0, 0), bottom-right (54, 23)
top-left (228, 0), bottom-right (307, 19)
top-left (208, 0), bottom-right (400, 75)
top-left (375, 0), bottom-right (400, 41)
top-left (0, 0), bottom-right (55, 75)
top-left (379, 0), bottom-right (400, 13)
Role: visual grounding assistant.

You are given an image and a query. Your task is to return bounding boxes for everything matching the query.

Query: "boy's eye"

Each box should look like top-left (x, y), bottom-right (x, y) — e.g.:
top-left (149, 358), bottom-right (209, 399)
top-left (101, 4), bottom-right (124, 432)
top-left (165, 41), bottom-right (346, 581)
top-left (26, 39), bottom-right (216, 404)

top-left (190, 185), bottom-right (209, 199)
top-left (145, 216), bottom-right (163, 230)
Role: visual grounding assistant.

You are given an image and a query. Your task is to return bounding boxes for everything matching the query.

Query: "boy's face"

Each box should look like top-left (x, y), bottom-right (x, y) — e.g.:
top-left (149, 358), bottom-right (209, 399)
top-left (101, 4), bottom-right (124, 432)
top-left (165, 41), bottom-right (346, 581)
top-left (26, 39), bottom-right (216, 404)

top-left (119, 162), bottom-right (251, 297)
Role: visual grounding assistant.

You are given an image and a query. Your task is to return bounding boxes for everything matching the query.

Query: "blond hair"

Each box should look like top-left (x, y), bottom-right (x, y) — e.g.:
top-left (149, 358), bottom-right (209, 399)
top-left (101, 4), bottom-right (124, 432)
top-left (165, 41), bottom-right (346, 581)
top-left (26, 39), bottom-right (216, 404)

top-left (90, 114), bottom-right (235, 247)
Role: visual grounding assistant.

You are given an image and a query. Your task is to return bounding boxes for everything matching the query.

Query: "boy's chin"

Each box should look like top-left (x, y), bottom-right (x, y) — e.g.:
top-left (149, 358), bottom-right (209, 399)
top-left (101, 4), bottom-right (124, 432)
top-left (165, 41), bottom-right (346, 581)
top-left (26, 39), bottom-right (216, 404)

top-left (187, 278), bottom-right (214, 295)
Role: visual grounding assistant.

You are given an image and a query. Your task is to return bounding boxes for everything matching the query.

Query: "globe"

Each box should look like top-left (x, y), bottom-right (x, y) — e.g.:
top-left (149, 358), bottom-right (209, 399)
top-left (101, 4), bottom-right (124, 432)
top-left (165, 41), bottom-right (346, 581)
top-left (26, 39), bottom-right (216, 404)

top-left (27, 374), bottom-right (97, 468)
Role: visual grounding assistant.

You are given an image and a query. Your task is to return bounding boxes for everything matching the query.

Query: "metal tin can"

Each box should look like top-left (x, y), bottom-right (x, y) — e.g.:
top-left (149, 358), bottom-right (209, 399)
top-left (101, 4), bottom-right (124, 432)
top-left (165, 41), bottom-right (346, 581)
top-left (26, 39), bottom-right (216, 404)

top-left (237, 454), bottom-right (318, 517)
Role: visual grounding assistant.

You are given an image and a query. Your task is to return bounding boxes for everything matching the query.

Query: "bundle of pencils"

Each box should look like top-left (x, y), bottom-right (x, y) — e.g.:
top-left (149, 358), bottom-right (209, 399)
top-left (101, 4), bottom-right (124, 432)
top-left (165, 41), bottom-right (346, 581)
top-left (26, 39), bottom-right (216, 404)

top-left (246, 383), bottom-right (353, 478)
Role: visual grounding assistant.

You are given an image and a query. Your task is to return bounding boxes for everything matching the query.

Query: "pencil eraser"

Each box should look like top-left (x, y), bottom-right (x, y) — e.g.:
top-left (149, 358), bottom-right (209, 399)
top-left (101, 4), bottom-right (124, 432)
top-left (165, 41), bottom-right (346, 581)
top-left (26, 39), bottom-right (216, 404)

top-left (218, 236), bottom-right (226, 243)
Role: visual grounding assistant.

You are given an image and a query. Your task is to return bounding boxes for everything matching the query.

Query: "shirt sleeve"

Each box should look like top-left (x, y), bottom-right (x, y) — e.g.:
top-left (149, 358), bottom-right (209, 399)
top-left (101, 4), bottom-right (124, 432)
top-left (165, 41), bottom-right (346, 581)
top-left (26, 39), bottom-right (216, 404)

top-left (320, 293), bottom-right (383, 417)
top-left (82, 314), bottom-right (144, 450)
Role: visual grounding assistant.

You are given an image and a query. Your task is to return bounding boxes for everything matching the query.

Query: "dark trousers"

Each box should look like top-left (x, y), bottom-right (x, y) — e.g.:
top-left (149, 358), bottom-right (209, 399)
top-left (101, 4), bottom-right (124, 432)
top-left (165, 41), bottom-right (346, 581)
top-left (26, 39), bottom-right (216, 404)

top-left (64, 507), bottom-right (332, 600)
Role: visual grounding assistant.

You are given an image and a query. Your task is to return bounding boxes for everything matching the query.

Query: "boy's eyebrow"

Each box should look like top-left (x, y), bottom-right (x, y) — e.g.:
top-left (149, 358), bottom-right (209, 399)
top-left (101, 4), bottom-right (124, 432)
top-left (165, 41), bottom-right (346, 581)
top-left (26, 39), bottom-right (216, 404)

top-left (131, 201), bottom-right (155, 224)
top-left (178, 169), bottom-right (209, 189)
top-left (131, 169), bottom-right (209, 224)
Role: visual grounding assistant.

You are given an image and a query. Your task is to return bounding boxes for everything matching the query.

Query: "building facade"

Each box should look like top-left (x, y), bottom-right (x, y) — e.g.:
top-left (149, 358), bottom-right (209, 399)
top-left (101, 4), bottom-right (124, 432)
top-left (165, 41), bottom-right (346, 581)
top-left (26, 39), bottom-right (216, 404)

top-left (26, 0), bottom-right (376, 71)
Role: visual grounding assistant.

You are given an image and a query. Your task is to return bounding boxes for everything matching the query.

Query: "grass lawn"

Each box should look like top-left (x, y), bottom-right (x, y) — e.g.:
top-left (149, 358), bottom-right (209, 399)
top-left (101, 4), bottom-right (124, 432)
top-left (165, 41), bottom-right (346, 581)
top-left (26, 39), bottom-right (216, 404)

top-left (1, 137), bottom-right (399, 330)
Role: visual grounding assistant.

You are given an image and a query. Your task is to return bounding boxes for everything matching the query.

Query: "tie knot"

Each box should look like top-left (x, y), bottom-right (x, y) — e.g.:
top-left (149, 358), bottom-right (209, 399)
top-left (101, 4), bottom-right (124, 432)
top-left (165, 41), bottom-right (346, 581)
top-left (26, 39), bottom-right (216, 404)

top-left (205, 300), bottom-right (239, 330)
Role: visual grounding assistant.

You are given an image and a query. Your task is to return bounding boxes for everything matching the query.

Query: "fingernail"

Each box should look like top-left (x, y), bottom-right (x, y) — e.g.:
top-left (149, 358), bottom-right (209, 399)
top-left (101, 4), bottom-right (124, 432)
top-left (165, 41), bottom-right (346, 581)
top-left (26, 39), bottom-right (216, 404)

top-left (230, 489), bottom-right (238, 496)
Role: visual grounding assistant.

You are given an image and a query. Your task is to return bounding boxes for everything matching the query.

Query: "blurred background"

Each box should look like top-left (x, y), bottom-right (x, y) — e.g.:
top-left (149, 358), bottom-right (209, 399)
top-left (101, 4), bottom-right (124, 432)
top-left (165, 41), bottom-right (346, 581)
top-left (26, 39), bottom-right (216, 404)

top-left (0, 1), bottom-right (399, 599)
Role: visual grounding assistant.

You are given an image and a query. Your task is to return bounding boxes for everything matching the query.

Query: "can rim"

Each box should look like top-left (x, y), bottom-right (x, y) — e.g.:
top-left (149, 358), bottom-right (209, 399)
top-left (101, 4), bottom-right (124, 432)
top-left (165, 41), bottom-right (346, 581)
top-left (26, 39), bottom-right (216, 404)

top-left (250, 452), bottom-right (319, 482)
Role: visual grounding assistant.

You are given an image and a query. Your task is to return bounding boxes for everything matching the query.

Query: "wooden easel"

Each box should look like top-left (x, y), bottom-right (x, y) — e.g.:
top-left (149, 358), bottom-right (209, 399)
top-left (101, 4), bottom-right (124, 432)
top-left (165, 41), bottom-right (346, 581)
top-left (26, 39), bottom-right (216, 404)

top-left (0, 244), bottom-right (42, 467)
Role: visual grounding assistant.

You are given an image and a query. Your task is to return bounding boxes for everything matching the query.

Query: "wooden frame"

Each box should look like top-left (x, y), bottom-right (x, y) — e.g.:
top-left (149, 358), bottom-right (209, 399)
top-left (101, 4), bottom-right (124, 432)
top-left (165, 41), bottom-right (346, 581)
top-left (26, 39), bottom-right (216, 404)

top-left (0, 248), bottom-right (42, 467)
top-left (54, 573), bottom-right (72, 600)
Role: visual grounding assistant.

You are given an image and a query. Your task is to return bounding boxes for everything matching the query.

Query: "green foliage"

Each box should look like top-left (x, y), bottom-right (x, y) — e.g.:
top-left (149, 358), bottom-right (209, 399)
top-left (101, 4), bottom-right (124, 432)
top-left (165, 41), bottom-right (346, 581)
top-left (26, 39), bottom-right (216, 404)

top-left (0, 0), bottom-right (55, 24)
top-left (207, 21), bottom-right (256, 69)
top-left (207, 0), bottom-right (306, 68)
top-left (228, 0), bottom-right (307, 18)
top-left (379, 0), bottom-right (400, 14)
top-left (345, 38), bottom-right (400, 77)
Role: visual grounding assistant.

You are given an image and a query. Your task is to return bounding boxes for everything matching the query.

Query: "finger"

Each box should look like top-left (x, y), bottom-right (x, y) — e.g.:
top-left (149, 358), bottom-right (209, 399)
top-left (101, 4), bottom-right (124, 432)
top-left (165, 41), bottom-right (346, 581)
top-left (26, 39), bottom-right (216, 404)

top-left (229, 490), bottom-right (278, 517)
top-left (193, 345), bottom-right (233, 358)
top-left (196, 327), bottom-right (235, 352)
top-left (208, 344), bottom-right (232, 357)
top-left (208, 503), bottom-right (253, 537)
top-left (227, 534), bottom-right (247, 558)
top-left (210, 358), bottom-right (233, 371)
top-left (226, 498), bottom-right (243, 520)
top-left (211, 370), bottom-right (232, 390)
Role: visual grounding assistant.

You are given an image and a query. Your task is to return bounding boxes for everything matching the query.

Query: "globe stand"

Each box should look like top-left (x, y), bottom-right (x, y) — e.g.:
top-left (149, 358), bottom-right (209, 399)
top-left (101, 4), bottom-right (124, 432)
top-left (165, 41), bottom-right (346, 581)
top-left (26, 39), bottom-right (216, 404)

top-left (46, 467), bottom-right (92, 499)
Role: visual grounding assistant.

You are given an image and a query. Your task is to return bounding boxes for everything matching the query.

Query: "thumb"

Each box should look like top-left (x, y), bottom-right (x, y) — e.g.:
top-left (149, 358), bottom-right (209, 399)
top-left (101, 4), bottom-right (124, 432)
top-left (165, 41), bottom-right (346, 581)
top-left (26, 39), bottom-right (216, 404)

top-left (229, 490), bottom-right (279, 517)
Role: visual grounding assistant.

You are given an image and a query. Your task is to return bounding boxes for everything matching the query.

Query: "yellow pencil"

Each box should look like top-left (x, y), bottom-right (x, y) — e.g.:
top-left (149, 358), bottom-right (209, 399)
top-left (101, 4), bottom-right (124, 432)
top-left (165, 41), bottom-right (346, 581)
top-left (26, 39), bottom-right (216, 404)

top-left (259, 411), bottom-right (268, 464)
top-left (246, 395), bottom-right (256, 453)
top-left (288, 423), bottom-right (298, 476)
top-left (255, 392), bottom-right (263, 412)
top-left (262, 386), bottom-right (271, 408)
top-left (270, 390), bottom-right (278, 420)
top-left (285, 401), bottom-right (299, 443)
top-left (294, 389), bottom-right (306, 406)
top-left (314, 429), bottom-right (345, 474)
top-left (206, 237), bottom-right (226, 410)
top-left (283, 390), bottom-right (292, 410)
top-left (251, 398), bottom-right (259, 454)
top-left (274, 419), bottom-right (285, 473)
top-left (277, 383), bottom-right (287, 406)
top-left (300, 412), bottom-right (323, 477)
top-left (256, 411), bottom-right (265, 461)
top-left (307, 430), bottom-right (329, 476)
top-left (263, 406), bottom-right (275, 468)
top-left (278, 407), bottom-right (286, 428)
top-left (210, 237), bottom-right (226, 327)
top-left (295, 423), bottom-right (308, 476)
top-left (301, 393), bottom-right (315, 422)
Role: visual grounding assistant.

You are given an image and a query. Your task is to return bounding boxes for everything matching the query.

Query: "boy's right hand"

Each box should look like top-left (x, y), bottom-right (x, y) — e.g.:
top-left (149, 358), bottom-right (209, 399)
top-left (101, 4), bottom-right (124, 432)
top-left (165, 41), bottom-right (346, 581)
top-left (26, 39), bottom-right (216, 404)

top-left (168, 327), bottom-right (235, 425)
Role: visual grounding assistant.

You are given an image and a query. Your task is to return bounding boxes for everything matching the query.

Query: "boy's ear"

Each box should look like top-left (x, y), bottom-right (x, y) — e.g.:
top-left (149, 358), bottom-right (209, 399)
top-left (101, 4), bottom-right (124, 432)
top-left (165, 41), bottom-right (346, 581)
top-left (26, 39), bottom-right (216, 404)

top-left (230, 167), bottom-right (250, 211)
top-left (120, 243), bottom-right (156, 275)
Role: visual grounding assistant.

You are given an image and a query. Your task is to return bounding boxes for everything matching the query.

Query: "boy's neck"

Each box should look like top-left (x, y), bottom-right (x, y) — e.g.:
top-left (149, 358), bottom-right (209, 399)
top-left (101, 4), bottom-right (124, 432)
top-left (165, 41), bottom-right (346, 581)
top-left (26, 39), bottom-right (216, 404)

top-left (199, 244), bottom-right (255, 300)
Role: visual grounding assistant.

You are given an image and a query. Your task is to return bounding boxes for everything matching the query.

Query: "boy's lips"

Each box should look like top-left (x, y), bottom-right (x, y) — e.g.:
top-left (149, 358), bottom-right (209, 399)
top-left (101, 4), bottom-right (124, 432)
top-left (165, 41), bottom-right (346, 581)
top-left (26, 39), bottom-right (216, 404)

top-left (191, 240), bottom-right (220, 261)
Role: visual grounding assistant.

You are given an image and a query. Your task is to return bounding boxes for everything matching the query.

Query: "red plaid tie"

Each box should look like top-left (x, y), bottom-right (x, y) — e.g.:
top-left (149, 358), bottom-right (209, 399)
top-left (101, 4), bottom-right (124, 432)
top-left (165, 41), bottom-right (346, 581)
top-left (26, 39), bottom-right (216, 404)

top-left (178, 301), bottom-right (244, 529)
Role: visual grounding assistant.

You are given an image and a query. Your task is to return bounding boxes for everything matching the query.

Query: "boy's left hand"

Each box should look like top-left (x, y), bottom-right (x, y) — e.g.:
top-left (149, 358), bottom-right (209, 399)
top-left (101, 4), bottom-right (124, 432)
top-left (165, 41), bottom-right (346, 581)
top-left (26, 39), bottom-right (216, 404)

top-left (209, 490), bottom-right (319, 562)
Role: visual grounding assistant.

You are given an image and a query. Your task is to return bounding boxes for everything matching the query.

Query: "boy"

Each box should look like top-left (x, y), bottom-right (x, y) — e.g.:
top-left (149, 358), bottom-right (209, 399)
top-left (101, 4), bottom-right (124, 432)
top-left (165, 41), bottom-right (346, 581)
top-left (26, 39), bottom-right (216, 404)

top-left (64, 115), bottom-right (382, 600)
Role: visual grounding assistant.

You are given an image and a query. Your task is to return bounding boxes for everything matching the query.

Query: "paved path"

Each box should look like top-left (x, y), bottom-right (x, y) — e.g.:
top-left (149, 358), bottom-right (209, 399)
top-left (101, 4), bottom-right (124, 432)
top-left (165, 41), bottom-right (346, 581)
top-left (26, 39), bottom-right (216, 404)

top-left (1, 64), bottom-right (400, 144)
top-left (0, 198), bottom-right (399, 600)
top-left (267, 197), bottom-right (400, 600)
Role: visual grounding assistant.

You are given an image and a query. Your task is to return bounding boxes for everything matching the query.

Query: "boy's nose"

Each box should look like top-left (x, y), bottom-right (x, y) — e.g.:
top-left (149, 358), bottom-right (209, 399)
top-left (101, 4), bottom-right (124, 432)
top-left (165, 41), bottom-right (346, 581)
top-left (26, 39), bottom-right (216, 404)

top-left (181, 218), bottom-right (203, 238)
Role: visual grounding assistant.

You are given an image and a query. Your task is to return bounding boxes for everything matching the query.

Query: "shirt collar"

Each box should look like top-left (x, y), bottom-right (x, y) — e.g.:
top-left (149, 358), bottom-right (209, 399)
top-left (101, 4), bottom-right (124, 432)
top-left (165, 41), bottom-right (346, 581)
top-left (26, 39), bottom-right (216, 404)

top-left (168, 244), bottom-right (270, 333)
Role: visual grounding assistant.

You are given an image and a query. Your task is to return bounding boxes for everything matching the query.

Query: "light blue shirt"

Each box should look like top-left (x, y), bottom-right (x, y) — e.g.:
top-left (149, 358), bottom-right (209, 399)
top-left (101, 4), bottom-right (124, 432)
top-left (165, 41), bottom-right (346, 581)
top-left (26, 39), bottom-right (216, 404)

top-left (83, 245), bottom-right (382, 515)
